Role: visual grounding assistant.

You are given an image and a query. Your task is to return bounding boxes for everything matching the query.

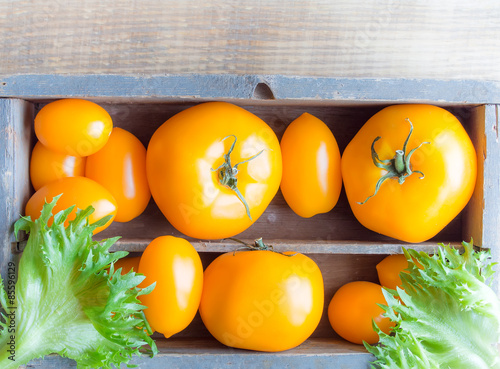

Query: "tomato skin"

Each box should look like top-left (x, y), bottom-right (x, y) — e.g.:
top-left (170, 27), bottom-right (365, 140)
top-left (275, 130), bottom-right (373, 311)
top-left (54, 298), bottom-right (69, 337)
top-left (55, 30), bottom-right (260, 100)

top-left (328, 281), bottom-right (394, 345)
top-left (30, 141), bottom-right (86, 191)
top-left (113, 256), bottom-right (141, 275)
top-left (280, 113), bottom-right (342, 218)
top-left (341, 104), bottom-right (477, 243)
top-left (376, 254), bottom-right (409, 290)
top-left (25, 176), bottom-right (117, 234)
top-left (199, 250), bottom-right (324, 352)
top-left (34, 99), bottom-right (113, 157)
top-left (138, 236), bottom-right (203, 338)
top-left (85, 127), bottom-right (151, 222)
top-left (146, 102), bottom-right (282, 239)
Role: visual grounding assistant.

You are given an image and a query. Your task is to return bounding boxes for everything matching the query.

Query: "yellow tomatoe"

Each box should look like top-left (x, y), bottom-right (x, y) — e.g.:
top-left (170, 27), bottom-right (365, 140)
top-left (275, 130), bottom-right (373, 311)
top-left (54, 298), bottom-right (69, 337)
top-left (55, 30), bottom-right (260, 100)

top-left (328, 281), bottom-right (394, 345)
top-left (146, 102), bottom-right (282, 239)
top-left (199, 240), bottom-right (324, 352)
top-left (138, 236), bottom-right (203, 338)
top-left (86, 127), bottom-right (151, 222)
top-left (376, 254), bottom-right (409, 290)
top-left (341, 104), bottom-right (477, 243)
top-left (35, 99), bottom-right (113, 157)
top-left (30, 141), bottom-right (86, 191)
top-left (24, 176), bottom-right (117, 234)
top-left (113, 256), bottom-right (141, 275)
top-left (280, 113), bottom-right (342, 218)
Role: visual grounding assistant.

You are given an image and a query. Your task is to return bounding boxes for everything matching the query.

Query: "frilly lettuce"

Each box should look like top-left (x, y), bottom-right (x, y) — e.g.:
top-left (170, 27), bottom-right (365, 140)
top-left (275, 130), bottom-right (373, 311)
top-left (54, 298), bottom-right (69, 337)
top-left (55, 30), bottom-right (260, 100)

top-left (365, 240), bottom-right (500, 369)
top-left (0, 196), bottom-right (157, 368)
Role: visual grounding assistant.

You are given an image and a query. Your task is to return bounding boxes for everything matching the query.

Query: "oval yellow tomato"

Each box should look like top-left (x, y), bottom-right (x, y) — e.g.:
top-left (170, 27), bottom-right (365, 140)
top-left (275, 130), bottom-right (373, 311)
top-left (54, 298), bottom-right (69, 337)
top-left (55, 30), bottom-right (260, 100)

top-left (280, 112), bottom-right (342, 218)
top-left (25, 176), bottom-right (117, 234)
top-left (328, 281), bottom-right (394, 345)
top-left (34, 99), bottom-right (113, 157)
top-left (86, 127), bottom-right (151, 222)
top-left (341, 104), bottom-right (477, 243)
top-left (30, 141), bottom-right (86, 191)
top-left (199, 244), bottom-right (324, 352)
top-left (113, 256), bottom-right (141, 275)
top-left (138, 236), bottom-right (203, 338)
top-left (147, 102), bottom-right (282, 239)
top-left (376, 254), bottom-right (409, 290)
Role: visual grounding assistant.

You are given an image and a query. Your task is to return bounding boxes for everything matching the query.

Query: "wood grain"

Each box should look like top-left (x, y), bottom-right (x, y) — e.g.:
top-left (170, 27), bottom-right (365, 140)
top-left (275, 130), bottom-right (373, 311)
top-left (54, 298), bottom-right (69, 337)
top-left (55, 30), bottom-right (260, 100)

top-left (1, 1), bottom-right (499, 81)
top-left (0, 99), bottom-right (33, 285)
top-left (22, 338), bottom-right (374, 368)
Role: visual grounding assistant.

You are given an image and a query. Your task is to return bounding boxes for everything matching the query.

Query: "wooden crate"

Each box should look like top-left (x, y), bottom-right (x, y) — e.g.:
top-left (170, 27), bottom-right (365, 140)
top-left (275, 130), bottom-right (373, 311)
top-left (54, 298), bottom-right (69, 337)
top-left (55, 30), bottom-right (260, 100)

top-left (1, 74), bottom-right (499, 368)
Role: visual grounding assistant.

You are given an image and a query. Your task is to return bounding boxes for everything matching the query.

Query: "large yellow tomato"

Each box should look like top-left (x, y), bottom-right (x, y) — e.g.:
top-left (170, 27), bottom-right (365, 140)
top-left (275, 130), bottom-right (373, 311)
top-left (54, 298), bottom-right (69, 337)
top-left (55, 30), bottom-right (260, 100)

top-left (34, 99), bottom-right (113, 157)
top-left (341, 104), bottom-right (477, 243)
top-left (199, 241), bottom-right (324, 352)
top-left (30, 141), bottom-right (86, 191)
top-left (138, 236), bottom-right (203, 339)
top-left (24, 176), bottom-right (117, 234)
top-left (280, 112), bottom-right (342, 218)
top-left (146, 102), bottom-right (282, 239)
top-left (86, 127), bottom-right (151, 222)
top-left (328, 281), bottom-right (394, 345)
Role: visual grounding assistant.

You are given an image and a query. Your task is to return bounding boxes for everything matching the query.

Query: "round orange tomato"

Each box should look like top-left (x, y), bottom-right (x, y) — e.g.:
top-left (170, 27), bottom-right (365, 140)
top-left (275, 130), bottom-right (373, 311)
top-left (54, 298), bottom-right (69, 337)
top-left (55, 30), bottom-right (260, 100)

top-left (341, 104), bottom-right (477, 243)
top-left (280, 112), bottom-right (342, 218)
top-left (146, 102), bottom-right (282, 239)
top-left (113, 256), bottom-right (141, 275)
top-left (328, 281), bottom-right (394, 345)
top-left (199, 242), bottom-right (324, 352)
top-left (34, 99), bottom-right (113, 157)
top-left (30, 141), bottom-right (86, 191)
top-left (376, 254), bottom-right (409, 290)
top-left (25, 176), bottom-right (117, 234)
top-left (86, 127), bottom-right (150, 222)
top-left (138, 236), bottom-right (203, 338)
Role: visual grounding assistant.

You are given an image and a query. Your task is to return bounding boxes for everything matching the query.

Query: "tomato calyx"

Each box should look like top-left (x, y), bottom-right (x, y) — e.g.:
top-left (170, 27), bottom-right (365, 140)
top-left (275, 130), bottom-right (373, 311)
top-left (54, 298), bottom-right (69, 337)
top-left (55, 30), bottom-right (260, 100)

top-left (358, 118), bottom-right (430, 205)
top-left (211, 135), bottom-right (265, 220)
top-left (228, 237), bottom-right (297, 257)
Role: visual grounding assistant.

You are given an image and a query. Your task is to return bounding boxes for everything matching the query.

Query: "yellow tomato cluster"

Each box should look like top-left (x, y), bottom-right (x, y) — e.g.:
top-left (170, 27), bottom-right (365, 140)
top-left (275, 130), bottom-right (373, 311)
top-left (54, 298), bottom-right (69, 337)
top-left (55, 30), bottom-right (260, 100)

top-left (24, 100), bottom-right (479, 352)
top-left (26, 99), bottom-right (151, 234)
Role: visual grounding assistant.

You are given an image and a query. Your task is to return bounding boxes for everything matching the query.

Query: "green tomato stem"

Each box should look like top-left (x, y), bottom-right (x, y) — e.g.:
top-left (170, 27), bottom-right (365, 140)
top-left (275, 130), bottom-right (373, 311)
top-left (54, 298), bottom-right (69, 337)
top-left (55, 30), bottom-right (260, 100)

top-left (212, 135), bottom-right (265, 220)
top-left (358, 118), bottom-right (430, 205)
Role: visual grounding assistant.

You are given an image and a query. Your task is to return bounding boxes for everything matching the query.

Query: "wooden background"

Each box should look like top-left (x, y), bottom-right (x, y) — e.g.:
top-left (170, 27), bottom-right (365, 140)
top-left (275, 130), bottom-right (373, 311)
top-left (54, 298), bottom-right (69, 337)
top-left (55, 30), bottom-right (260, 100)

top-left (1, 0), bottom-right (499, 81)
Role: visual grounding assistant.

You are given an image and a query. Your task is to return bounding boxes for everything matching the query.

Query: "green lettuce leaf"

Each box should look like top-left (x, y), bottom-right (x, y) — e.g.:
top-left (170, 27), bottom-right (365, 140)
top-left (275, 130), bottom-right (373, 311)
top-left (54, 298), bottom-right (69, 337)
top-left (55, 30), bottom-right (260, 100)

top-left (365, 240), bottom-right (500, 369)
top-left (0, 195), bottom-right (157, 368)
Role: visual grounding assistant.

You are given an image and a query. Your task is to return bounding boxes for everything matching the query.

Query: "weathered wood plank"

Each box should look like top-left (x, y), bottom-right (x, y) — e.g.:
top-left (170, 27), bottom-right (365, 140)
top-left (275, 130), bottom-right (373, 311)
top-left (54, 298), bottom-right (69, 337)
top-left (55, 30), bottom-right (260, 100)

top-left (1, 1), bottom-right (499, 82)
top-left (1, 74), bottom-right (500, 104)
top-left (464, 105), bottom-right (500, 294)
top-left (22, 338), bottom-right (374, 368)
top-left (0, 99), bottom-right (33, 285)
top-left (97, 239), bottom-right (463, 255)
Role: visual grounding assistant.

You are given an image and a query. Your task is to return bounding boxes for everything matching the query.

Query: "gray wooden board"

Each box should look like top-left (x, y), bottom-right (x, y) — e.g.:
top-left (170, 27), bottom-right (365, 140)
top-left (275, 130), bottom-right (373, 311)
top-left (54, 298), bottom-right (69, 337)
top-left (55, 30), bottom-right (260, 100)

top-left (479, 105), bottom-right (500, 294)
top-left (21, 338), bottom-right (374, 369)
top-left (0, 99), bottom-right (33, 288)
top-left (0, 74), bottom-right (500, 104)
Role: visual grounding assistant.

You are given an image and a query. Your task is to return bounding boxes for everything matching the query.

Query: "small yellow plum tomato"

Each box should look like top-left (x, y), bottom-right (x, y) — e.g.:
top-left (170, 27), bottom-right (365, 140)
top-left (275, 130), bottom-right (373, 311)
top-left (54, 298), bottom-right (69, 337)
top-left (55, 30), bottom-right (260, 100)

top-left (30, 141), bottom-right (86, 191)
top-left (113, 256), bottom-right (141, 275)
top-left (280, 113), bottom-right (342, 218)
top-left (199, 241), bottom-right (324, 352)
top-left (146, 102), bottom-right (282, 240)
top-left (138, 236), bottom-right (203, 338)
top-left (25, 176), bottom-right (117, 234)
top-left (34, 98), bottom-right (113, 157)
top-left (85, 127), bottom-right (151, 222)
top-left (328, 281), bottom-right (394, 345)
top-left (376, 254), bottom-right (410, 290)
